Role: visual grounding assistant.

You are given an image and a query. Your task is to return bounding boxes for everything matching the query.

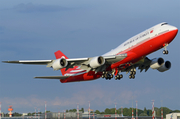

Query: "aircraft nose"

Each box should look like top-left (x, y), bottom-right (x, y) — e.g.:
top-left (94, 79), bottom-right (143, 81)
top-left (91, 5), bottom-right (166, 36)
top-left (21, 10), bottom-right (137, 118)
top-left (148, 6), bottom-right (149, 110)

top-left (171, 26), bottom-right (178, 32)
top-left (169, 25), bottom-right (178, 37)
top-left (171, 26), bottom-right (178, 41)
top-left (173, 27), bottom-right (178, 35)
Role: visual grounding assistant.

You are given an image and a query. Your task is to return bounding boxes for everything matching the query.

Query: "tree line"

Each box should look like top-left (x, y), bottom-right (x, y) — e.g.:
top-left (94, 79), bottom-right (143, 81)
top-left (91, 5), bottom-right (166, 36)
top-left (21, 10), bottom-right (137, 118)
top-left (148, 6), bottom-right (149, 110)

top-left (2, 107), bottom-right (180, 117)
top-left (67, 107), bottom-right (180, 117)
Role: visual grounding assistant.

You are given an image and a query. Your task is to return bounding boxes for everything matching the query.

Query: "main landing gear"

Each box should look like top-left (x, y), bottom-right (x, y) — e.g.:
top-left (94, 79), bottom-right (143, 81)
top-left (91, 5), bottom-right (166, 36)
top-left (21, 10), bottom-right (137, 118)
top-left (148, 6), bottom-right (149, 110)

top-left (163, 43), bottom-right (169, 54)
top-left (101, 71), bottom-right (113, 80)
top-left (101, 71), bottom-right (123, 80)
top-left (129, 69), bottom-right (136, 79)
top-left (101, 68), bottom-right (137, 80)
top-left (115, 74), bottom-right (123, 80)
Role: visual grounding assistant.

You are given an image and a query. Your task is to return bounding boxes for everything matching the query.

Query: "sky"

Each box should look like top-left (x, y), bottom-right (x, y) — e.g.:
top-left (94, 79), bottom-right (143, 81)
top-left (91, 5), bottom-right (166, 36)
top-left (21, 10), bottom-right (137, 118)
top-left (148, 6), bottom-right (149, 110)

top-left (0, 0), bottom-right (180, 113)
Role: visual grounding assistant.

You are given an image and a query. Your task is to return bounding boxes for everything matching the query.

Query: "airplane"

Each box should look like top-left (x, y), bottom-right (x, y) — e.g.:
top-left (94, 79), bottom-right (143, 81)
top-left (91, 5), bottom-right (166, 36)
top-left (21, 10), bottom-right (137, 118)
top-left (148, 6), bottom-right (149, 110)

top-left (3, 22), bottom-right (178, 83)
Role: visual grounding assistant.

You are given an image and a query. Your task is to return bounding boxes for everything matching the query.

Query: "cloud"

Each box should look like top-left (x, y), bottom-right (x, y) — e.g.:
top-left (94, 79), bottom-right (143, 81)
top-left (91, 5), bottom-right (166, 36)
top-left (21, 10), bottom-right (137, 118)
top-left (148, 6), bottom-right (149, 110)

top-left (0, 83), bottom-right (164, 113)
top-left (0, 87), bottom-right (147, 111)
top-left (12, 3), bottom-right (71, 13)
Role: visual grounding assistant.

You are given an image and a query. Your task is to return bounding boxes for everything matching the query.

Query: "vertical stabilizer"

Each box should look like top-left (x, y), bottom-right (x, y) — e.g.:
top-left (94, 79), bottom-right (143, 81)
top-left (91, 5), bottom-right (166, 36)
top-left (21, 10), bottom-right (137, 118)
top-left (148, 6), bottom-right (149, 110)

top-left (54, 50), bottom-right (69, 76)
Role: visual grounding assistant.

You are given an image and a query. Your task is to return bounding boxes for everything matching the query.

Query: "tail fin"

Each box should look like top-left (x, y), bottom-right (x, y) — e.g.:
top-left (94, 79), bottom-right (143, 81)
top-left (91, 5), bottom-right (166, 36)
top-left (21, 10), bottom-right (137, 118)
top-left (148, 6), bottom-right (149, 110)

top-left (54, 50), bottom-right (69, 75)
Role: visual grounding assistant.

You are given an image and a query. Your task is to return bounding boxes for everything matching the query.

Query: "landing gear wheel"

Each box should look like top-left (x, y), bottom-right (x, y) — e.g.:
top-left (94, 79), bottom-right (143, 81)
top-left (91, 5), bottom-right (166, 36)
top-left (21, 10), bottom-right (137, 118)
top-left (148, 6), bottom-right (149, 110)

top-left (104, 74), bottom-right (108, 79)
top-left (120, 74), bottom-right (123, 78)
top-left (115, 74), bottom-right (122, 80)
top-left (132, 71), bottom-right (136, 75)
top-left (166, 50), bottom-right (169, 54)
top-left (163, 50), bottom-right (166, 54)
top-left (102, 71), bottom-right (106, 74)
top-left (130, 71), bottom-right (133, 75)
top-left (163, 50), bottom-right (169, 54)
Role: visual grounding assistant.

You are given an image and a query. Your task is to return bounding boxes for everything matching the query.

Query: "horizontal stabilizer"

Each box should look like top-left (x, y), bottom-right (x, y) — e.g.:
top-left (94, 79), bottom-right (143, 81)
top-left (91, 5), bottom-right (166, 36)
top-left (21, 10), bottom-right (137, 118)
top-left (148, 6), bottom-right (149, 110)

top-left (2, 60), bottom-right (52, 65)
top-left (34, 76), bottom-right (69, 79)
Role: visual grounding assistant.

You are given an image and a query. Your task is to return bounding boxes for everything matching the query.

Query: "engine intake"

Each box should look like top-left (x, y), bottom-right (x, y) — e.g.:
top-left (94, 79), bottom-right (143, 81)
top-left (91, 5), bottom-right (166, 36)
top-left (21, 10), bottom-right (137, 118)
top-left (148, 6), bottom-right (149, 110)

top-left (90, 56), bottom-right (105, 68)
top-left (150, 57), bottom-right (164, 69)
top-left (52, 58), bottom-right (68, 70)
top-left (157, 61), bottom-right (171, 72)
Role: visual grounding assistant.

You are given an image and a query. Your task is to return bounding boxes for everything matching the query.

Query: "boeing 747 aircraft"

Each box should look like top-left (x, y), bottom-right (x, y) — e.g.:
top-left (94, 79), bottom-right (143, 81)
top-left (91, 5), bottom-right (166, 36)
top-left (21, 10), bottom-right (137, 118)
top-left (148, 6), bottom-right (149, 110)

top-left (3, 22), bottom-right (178, 83)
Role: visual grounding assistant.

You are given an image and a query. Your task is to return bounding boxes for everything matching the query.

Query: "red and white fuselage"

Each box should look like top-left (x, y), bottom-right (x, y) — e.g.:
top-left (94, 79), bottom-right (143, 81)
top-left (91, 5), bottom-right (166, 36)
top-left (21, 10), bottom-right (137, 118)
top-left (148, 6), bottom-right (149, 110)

top-left (57, 22), bottom-right (178, 83)
top-left (3, 22), bottom-right (178, 83)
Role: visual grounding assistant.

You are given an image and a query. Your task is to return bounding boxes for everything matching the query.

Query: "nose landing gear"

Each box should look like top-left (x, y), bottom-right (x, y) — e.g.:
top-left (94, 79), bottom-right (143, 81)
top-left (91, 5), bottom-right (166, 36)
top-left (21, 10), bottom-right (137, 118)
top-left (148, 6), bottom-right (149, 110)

top-left (163, 43), bottom-right (169, 54)
top-left (163, 50), bottom-right (169, 54)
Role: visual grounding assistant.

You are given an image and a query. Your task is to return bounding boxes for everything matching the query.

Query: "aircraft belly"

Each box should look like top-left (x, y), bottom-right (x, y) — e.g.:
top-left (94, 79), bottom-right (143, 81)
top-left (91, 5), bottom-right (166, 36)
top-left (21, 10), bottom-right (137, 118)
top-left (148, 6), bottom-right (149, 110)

top-left (60, 71), bottom-right (101, 83)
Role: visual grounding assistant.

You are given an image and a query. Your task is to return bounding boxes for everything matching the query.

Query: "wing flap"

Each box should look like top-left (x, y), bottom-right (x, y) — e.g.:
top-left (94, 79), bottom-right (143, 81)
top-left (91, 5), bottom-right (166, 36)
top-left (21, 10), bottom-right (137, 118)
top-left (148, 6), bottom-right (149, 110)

top-left (104, 53), bottom-right (127, 64)
top-left (67, 58), bottom-right (89, 62)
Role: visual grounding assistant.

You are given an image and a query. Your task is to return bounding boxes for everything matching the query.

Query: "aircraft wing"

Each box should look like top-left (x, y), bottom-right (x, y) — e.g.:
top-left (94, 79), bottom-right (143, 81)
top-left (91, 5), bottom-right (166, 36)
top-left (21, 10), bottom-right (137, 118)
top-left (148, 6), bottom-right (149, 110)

top-left (137, 57), bottom-right (152, 72)
top-left (2, 58), bottom-right (89, 66)
top-left (77, 54), bottom-right (127, 72)
top-left (2, 53), bottom-right (127, 72)
top-left (121, 57), bottom-right (152, 73)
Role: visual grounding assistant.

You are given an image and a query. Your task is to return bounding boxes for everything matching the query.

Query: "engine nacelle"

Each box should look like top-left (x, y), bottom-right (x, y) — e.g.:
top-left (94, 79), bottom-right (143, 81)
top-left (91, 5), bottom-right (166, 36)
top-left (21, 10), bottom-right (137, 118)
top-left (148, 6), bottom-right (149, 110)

top-left (90, 56), bottom-right (105, 68)
top-left (150, 57), bottom-right (164, 69)
top-left (52, 58), bottom-right (68, 70)
top-left (157, 61), bottom-right (171, 72)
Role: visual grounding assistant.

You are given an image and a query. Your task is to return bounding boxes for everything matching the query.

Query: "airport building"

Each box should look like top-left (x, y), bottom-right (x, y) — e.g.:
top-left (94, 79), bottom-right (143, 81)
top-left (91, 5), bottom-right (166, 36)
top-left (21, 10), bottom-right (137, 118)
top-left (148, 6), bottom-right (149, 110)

top-left (0, 111), bottom-right (166, 119)
top-left (41, 112), bottom-right (83, 119)
top-left (166, 113), bottom-right (180, 119)
top-left (40, 112), bottom-right (162, 119)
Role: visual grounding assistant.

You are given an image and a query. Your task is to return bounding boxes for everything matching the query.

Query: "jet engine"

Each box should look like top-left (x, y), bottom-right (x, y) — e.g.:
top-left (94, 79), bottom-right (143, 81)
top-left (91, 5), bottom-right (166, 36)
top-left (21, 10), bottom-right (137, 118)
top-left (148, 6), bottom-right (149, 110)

top-left (150, 57), bottom-right (164, 69)
top-left (90, 56), bottom-right (105, 68)
top-left (52, 58), bottom-right (68, 70)
top-left (157, 61), bottom-right (171, 72)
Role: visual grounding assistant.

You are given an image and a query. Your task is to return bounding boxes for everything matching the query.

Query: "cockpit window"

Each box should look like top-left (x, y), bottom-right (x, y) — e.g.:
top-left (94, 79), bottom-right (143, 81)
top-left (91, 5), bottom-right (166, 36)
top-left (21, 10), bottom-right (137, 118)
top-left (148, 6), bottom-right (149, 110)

top-left (161, 23), bottom-right (168, 26)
